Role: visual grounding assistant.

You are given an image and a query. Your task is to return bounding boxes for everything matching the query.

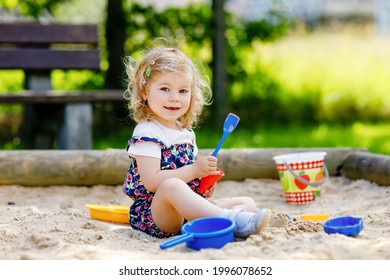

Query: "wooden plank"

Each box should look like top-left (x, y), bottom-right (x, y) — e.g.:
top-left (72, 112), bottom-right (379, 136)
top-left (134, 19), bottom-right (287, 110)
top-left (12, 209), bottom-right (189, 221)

top-left (0, 49), bottom-right (100, 70)
top-left (0, 90), bottom-right (124, 103)
top-left (0, 148), bottom-right (369, 186)
top-left (0, 23), bottom-right (98, 44)
top-left (342, 152), bottom-right (390, 186)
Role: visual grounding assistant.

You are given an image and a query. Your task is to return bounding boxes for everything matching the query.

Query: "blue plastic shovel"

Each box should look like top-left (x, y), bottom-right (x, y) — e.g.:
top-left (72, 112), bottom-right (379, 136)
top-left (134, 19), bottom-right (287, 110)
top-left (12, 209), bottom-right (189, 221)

top-left (211, 113), bottom-right (240, 157)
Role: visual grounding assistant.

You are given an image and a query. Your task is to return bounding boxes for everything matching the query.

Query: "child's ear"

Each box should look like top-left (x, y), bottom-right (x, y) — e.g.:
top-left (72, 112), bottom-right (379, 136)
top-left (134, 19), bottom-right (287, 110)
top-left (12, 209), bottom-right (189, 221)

top-left (142, 89), bottom-right (149, 100)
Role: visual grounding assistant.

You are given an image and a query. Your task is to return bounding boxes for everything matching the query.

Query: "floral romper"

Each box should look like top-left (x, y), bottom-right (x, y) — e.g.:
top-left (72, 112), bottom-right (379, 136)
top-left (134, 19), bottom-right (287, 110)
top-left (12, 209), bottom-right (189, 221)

top-left (122, 120), bottom-right (203, 238)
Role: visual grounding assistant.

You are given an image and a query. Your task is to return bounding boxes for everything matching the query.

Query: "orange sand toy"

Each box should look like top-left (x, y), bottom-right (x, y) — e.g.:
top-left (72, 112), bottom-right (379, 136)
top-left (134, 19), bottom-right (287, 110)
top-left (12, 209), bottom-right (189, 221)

top-left (198, 168), bottom-right (225, 194)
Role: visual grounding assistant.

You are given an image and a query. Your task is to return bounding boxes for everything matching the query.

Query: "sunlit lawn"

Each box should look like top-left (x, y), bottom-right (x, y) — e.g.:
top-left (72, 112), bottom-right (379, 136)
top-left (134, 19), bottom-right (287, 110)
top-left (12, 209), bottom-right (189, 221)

top-left (95, 122), bottom-right (390, 155)
top-left (244, 26), bottom-right (390, 126)
top-left (196, 122), bottom-right (390, 155)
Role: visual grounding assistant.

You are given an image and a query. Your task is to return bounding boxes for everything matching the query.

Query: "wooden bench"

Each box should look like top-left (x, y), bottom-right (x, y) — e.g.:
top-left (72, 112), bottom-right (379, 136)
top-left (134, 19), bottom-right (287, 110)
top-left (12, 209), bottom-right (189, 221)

top-left (0, 22), bottom-right (124, 149)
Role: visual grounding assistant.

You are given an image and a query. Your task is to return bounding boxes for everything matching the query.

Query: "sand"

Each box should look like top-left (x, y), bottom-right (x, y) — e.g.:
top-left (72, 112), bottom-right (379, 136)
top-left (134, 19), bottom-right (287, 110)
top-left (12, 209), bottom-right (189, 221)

top-left (1, 176), bottom-right (389, 260)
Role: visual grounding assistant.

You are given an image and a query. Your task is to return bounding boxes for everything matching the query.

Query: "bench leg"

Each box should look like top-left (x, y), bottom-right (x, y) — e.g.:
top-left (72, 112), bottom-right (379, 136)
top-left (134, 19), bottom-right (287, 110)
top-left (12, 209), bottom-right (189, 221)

top-left (22, 104), bottom-right (65, 149)
top-left (58, 103), bottom-right (92, 149)
top-left (23, 73), bottom-right (93, 150)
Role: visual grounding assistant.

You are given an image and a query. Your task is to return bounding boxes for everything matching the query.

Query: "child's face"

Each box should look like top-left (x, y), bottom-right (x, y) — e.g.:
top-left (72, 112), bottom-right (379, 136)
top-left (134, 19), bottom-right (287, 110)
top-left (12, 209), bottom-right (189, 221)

top-left (144, 72), bottom-right (192, 129)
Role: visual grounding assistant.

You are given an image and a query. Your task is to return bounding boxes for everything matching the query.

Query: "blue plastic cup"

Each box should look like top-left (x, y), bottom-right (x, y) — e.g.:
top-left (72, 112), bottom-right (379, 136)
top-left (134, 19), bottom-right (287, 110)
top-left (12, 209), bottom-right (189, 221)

top-left (160, 217), bottom-right (235, 250)
top-left (323, 216), bottom-right (363, 236)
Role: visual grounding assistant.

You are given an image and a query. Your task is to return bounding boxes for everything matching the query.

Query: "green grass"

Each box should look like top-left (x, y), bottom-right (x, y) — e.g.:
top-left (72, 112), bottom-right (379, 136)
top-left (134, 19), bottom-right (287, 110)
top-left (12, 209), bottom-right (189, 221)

top-left (94, 122), bottom-right (390, 155)
top-left (249, 29), bottom-right (390, 122)
top-left (196, 122), bottom-right (390, 155)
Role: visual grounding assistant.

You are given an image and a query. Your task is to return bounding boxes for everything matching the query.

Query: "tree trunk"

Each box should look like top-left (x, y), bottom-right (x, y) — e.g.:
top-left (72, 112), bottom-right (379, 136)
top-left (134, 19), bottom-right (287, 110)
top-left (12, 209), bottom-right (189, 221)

top-left (105, 0), bottom-right (126, 89)
top-left (212, 0), bottom-right (228, 125)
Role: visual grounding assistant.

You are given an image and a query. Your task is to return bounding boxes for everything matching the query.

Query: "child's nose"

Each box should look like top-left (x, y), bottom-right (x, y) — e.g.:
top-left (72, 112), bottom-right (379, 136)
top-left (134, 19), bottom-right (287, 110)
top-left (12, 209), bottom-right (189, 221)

top-left (168, 91), bottom-right (180, 101)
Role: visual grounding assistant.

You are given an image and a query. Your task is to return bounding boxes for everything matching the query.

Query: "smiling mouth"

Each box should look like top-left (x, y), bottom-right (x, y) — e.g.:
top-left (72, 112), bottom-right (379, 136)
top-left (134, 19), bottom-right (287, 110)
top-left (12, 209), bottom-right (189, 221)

top-left (164, 107), bottom-right (180, 111)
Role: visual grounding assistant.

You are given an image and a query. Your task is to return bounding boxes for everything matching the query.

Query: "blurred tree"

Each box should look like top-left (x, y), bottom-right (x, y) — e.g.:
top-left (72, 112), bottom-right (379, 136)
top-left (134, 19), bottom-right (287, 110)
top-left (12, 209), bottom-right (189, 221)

top-left (105, 0), bottom-right (126, 90)
top-left (0, 0), bottom-right (63, 18)
top-left (0, 0), bottom-right (292, 130)
top-left (212, 0), bottom-right (228, 125)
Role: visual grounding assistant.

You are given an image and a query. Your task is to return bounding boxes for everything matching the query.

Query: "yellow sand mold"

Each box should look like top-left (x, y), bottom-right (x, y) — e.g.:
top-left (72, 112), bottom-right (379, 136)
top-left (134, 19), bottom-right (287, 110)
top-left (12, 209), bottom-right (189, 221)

top-left (85, 204), bottom-right (130, 224)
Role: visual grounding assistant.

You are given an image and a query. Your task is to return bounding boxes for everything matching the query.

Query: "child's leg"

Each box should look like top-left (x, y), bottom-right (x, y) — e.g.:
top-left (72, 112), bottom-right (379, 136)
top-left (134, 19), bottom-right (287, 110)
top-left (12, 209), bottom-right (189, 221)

top-left (151, 178), bottom-right (223, 234)
top-left (151, 177), bottom-right (271, 238)
top-left (213, 197), bottom-right (257, 212)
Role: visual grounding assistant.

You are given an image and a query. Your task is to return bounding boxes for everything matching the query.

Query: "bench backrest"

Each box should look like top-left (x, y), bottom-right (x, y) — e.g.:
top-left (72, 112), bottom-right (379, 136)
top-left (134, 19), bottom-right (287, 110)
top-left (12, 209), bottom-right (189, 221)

top-left (0, 22), bottom-right (100, 71)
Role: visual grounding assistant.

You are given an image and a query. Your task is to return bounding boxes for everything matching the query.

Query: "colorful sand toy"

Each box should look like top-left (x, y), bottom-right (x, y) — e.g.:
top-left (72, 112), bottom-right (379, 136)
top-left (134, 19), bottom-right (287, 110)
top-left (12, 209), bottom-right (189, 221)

top-left (85, 204), bottom-right (130, 224)
top-left (323, 216), bottom-right (363, 236)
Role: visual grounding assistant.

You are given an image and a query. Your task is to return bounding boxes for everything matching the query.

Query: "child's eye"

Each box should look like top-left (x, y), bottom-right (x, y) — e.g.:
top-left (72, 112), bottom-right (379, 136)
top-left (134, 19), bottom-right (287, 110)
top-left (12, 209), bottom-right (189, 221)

top-left (179, 89), bottom-right (189, 94)
top-left (160, 87), bottom-right (169, 92)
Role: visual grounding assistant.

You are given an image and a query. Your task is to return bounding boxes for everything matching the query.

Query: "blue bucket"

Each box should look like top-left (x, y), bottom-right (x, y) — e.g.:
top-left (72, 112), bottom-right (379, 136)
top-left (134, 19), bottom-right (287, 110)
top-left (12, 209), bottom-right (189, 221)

top-left (160, 217), bottom-right (235, 250)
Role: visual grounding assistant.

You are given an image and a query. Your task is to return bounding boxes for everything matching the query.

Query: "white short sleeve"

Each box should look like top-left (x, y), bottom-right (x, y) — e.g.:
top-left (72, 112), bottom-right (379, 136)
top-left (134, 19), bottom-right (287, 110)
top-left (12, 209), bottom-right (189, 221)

top-left (126, 121), bottom-right (164, 159)
top-left (127, 141), bottom-right (161, 159)
top-left (126, 120), bottom-right (197, 159)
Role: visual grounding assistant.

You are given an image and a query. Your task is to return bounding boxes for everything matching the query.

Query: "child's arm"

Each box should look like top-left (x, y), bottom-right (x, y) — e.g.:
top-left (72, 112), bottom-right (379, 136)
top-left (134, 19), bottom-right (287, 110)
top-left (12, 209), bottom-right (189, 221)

top-left (135, 155), bottom-right (220, 193)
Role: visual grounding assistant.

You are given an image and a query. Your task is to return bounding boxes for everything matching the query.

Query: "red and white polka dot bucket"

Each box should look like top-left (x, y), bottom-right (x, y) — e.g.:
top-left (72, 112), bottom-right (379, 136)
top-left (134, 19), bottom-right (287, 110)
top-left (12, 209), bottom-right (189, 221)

top-left (273, 152), bottom-right (328, 205)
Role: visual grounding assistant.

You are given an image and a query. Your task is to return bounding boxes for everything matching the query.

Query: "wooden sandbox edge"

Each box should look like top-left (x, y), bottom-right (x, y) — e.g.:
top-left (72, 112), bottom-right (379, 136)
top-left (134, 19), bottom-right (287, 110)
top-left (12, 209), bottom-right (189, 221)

top-left (2, 147), bottom-right (384, 186)
top-left (341, 151), bottom-right (390, 186)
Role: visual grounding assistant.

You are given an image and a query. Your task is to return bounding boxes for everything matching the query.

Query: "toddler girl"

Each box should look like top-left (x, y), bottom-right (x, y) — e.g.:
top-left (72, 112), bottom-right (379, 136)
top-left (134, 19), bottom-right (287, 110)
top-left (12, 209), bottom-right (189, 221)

top-left (123, 47), bottom-right (271, 239)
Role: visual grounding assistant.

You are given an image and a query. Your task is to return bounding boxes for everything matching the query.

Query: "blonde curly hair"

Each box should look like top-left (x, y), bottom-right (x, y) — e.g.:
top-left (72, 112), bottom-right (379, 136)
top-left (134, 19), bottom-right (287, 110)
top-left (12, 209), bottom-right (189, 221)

top-left (124, 47), bottom-right (212, 129)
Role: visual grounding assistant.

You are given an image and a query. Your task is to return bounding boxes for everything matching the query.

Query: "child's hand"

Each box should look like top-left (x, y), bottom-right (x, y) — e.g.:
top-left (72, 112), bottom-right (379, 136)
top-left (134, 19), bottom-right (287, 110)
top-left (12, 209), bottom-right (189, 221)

top-left (203, 183), bottom-right (216, 198)
top-left (192, 155), bottom-right (219, 178)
